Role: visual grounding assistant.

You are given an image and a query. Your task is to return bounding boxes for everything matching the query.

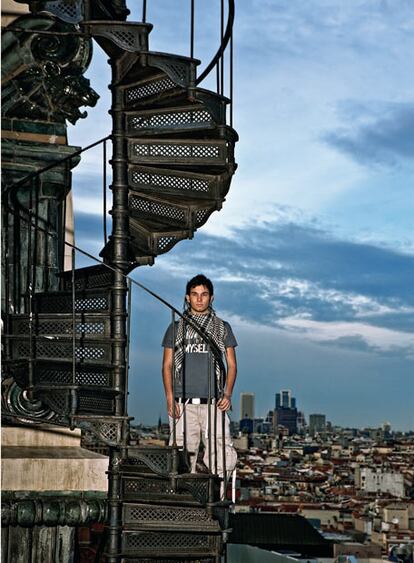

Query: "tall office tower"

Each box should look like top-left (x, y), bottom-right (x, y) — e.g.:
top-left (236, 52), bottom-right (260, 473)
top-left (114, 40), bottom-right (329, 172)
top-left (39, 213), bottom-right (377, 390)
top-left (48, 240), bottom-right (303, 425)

top-left (297, 411), bottom-right (306, 435)
top-left (274, 388), bottom-right (298, 435)
top-left (309, 414), bottom-right (326, 436)
top-left (281, 389), bottom-right (291, 408)
top-left (240, 393), bottom-right (255, 421)
top-left (275, 393), bottom-right (281, 409)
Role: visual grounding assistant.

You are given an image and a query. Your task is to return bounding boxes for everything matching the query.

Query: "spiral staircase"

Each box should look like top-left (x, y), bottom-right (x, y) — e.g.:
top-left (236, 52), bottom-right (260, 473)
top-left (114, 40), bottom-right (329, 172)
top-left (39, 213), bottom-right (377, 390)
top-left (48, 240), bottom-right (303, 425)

top-left (90, 20), bottom-right (237, 266)
top-left (2, 1), bottom-right (237, 561)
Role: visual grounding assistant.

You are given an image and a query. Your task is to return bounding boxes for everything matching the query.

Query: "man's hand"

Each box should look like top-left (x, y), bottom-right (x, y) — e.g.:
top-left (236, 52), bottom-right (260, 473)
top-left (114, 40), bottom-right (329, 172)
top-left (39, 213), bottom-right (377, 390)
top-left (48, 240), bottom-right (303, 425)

top-left (217, 393), bottom-right (232, 411)
top-left (167, 396), bottom-right (181, 418)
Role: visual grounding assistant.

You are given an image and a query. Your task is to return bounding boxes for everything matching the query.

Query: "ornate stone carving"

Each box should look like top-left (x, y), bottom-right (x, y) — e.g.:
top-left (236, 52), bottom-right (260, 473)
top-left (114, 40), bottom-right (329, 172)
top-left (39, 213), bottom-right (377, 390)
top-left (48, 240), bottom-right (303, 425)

top-left (2, 14), bottom-right (99, 124)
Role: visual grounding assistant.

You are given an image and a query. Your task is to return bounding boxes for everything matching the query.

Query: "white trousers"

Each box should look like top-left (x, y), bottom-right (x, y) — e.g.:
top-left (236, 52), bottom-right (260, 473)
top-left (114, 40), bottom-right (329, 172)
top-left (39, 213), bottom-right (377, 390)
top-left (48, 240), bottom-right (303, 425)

top-left (169, 403), bottom-right (237, 478)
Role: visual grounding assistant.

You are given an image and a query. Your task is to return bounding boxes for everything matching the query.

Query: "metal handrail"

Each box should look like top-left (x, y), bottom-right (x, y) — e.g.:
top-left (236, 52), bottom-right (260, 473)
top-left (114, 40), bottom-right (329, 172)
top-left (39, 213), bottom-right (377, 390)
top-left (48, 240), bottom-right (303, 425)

top-left (65, 240), bottom-right (227, 374)
top-left (4, 135), bottom-right (112, 194)
top-left (3, 196), bottom-right (227, 375)
top-left (195, 0), bottom-right (235, 85)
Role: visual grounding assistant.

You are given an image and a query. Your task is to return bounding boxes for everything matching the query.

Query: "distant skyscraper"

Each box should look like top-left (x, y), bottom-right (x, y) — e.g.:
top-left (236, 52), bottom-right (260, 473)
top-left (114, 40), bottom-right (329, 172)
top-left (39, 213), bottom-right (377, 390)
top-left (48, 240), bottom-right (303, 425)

top-left (297, 411), bottom-right (306, 435)
top-left (240, 393), bottom-right (255, 421)
top-left (281, 389), bottom-right (291, 408)
top-left (274, 389), bottom-right (298, 435)
top-left (309, 414), bottom-right (326, 436)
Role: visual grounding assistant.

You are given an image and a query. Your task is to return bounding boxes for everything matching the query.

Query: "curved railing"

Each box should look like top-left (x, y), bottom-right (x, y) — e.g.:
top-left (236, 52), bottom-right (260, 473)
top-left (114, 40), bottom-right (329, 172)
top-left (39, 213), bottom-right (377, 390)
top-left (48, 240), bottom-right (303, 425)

top-left (141, 0), bottom-right (235, 123)
top-left (195, 0), bottom-right (235, 86)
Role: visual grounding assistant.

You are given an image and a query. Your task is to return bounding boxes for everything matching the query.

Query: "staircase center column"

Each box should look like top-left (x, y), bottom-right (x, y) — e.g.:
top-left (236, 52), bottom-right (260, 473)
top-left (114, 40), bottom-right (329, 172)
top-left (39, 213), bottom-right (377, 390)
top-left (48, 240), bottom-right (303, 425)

top-left (105, 55), bottom-right (130, 563)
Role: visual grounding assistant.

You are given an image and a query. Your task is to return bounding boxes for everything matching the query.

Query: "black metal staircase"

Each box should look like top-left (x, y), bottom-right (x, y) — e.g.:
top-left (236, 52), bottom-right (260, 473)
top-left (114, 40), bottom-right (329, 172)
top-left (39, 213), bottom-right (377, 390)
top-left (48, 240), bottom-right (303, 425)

top-left (87, 19), bottom-right (237, 267)
top-left (118, 446), bottom-right (227, 562)
top-left (2, 2), bottom-right (237, 561)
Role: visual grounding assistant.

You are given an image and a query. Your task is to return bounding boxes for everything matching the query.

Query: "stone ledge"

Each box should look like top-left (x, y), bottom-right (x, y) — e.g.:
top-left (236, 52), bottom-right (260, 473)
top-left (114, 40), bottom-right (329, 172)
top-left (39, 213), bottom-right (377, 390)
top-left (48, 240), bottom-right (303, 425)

top-left (2, 424), bottom-right (81, 447)
top-left (2, 446), bottom-right (108, 491)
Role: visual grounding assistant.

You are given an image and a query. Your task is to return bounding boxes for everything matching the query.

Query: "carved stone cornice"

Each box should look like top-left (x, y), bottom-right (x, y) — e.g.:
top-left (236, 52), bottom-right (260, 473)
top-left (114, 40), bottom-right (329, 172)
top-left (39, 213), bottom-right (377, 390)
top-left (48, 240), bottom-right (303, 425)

top-left (2, 13), bottom-right (99, 124)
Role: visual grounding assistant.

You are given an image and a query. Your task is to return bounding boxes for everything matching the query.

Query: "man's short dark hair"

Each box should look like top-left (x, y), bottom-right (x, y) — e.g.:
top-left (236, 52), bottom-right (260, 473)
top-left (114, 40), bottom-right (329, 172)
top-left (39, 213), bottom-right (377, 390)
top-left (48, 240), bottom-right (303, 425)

top-left (186, 274), bottom-right (214, 296)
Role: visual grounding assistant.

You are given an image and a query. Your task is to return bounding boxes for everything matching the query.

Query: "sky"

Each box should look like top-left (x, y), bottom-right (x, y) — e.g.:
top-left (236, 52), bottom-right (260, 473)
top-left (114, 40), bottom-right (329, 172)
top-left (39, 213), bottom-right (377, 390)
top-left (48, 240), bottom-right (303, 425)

top-left (68, 1), bottom-right (414, 431)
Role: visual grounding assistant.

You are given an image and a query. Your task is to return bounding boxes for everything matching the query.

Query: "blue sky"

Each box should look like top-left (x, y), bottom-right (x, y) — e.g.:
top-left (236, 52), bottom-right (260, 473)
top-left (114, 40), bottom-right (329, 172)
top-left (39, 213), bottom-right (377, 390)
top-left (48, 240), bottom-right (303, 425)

top-left (69, 1), bottom-right (414, 430)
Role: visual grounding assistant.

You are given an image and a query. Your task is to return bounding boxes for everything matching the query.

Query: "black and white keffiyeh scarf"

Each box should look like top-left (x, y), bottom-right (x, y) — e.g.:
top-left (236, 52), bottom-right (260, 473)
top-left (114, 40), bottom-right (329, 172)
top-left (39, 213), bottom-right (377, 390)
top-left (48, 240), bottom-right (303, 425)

top-left (174, 308), bottom-right (226, 393)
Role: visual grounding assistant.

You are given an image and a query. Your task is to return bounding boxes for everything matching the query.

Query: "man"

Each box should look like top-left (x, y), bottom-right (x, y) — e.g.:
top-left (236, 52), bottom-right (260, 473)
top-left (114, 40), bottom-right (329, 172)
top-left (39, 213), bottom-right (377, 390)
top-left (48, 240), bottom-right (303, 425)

top-left (162, 274), bottom-right (237, 478)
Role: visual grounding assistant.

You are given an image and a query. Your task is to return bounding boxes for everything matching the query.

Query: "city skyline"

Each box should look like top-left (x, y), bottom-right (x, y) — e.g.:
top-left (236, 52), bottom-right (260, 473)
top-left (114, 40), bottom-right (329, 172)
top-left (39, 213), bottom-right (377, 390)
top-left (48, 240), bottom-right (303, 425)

top-left (69, 1), bottom-right (414, 431)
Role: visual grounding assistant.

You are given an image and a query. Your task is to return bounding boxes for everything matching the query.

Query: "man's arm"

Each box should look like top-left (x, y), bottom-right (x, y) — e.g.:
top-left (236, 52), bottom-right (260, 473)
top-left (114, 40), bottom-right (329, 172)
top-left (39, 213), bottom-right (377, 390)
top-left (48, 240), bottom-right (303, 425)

top-left (217, 346), bottom-right (237, 412)
top-left (162, 347), bottom-right (180, 417)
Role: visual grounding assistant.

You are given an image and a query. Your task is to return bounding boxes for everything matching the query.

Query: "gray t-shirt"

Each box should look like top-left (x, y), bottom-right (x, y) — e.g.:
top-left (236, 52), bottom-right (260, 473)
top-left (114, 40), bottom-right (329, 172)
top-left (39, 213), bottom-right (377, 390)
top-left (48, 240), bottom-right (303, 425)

top-left (162, 319), bottom-right (237, 399)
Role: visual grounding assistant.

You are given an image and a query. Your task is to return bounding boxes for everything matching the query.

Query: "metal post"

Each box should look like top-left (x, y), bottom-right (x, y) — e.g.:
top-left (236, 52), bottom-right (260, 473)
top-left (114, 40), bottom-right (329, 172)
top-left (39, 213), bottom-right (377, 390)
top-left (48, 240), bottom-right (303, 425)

top-left (11, 200), bottom-right (17, 313)
top-left (60, 163), bottom-right (68, 274)
top-left (27, 194), bottom-right (34, 399)
top-left (125, 279), bottom-right (132, 415)
top-left (222, 408), bottom-right (227, 498)
top-left (44, 200), bottom-right (51, 291)
top-left (171, 311), bottom-right (177, 447)
top-left (70, 247), bottom-right (77, 421)
top-left (103, 139), bottom-right (108, 245)
top-left (105, 53), bottom-right (130, 563)
top-left (230, 32), bottom-right (233, 128)
top-left (84, 0), bottom-right (91, 21)
top-left (207, 345), bottom-right (212, 472)
top-left (214, 361), bottom-right (218, 475)
top-left (221, 363), bottom-right (227, 498)
top-left (3, 202), bottom-right (11, 360)
top-left (182, 319), bottom-right (187, 452)
top-left (142, 0), bottom-right (147, 23)
top-left (220, 0), bottom-right (224, 96)
top-left (15, 196), bottom-right (22, 313)
top-left (26, 183), bottom-right (33, 311)
top-left (33, 178), bottom-right (40, 294)
top-left (190, 0), bottom-right (195, 59)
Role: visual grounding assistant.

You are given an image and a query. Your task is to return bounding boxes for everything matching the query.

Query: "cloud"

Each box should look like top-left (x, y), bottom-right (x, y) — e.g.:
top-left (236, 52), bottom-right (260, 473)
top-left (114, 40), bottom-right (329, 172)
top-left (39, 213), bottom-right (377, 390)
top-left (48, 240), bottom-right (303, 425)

top-left (132, 211), bottom-right (414, 355)
top-left (277, 316), bottom-right (414, 356)
top-left (324, 102), bottom-right (414, 167)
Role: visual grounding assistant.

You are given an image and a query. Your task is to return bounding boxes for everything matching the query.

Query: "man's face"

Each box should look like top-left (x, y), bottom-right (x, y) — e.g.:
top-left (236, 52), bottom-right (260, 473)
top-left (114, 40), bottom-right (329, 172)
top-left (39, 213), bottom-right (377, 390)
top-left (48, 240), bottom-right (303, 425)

top-left (186, 284), bottom-right (213, 314)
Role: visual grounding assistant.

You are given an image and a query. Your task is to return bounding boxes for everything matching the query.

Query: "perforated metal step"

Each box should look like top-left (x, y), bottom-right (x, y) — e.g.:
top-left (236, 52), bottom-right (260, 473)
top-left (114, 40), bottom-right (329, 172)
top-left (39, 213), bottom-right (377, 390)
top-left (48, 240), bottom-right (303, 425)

top-left (12, 360), bottom-right (114, 390)
top-left (124, 446), bottom-right (190, 477)
top-left (81, 21), bottom-right (152, 58)
top-left (129, 218), bottom-right (192, 257)
top-left (121, 473), bottom-right (219, 506)
top-left (125, 104), bottom-right (218, 136)
top-left (128, 138), bottom-right (231, 167)
top-left (58, 264), bottom-right (114, 291)
top-left (119, 52), bottom-right (199, 91)
top-left (123, 72), bottom-right (184, 107)
top-left (128, 165), bottom-right (229, 202)
top-left (36, 387), bottom-right (117, 417)
top-left (10, 313), bottom-right (111, 338)
top-left (8, 335), bottom-right (114, 365)
top-left (122, 502), bottom-right (220, 532)
top-left (129, 193), bottom-right (216, 230)
top-left (121, 558), bottom-right (215, 563)
top-left (32, 288), bottom-right (111, 314)
top-left (121, 530), bottom-right (222, 559)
